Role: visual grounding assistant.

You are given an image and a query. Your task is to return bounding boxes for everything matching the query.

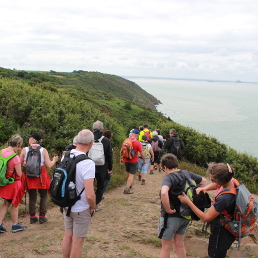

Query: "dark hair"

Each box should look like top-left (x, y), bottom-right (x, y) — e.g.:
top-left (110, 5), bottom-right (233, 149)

top-left (161, 153), bottom-right (179, 169)
top-left (139, 126), bottom-right (144, 131)
top-left (207, 163), bottom-right (235, 185)
top-left (103, 130), bottom-right (111, 139)
top-left (156, 129), bottom-right (161, 135)
top-left (142, 135), bottom-right (147, 141)
top-left (143, 123), bottom-right (148, 128)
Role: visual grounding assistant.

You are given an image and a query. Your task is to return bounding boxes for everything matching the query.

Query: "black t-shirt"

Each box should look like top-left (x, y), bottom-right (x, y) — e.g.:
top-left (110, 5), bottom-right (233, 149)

top-left (213, 191), bottom-right (236, 219)
top-left (160, 170), bottom-right (202, 217)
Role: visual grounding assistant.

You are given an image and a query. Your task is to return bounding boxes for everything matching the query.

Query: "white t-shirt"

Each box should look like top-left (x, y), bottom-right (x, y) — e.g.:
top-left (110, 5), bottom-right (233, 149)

top-left (69, 149), bottom-right (95, 212)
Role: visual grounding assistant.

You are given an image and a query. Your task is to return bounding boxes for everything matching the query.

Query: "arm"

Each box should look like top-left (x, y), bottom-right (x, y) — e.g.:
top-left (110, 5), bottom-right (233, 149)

top-left (43, 149), bottom-right (59, 168)
top-left (178, 192), bottom-right (219, 222)
top-left (14, 163), bottom-right (22, 177)
top-left (140, 151), bottom-right (146, 164)
top-left (105, 140), bottom-right (113, 172)
top-left (84, 178), bottom-right (96, 215)
top-left (19, 148), bottom-right (26, 167)
top-left (149, 147), bottom-right (154, 162)
top-left (160, 185), bottom-right (176, 214)
top-left (196, 182), bottom-right (218, 194)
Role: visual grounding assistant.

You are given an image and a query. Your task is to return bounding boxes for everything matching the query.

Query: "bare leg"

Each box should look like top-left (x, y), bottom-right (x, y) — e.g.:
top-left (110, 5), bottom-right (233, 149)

top-left (62, 230), bottom-right (73, 258)
top-left (0, 200), bottom-right (11, 223)
top-left (160, 238), bottom-right (173, 258)
top-left (70, 235), bottom-right (85, 258)
top-left (11, 205), bottom-right (19, 224)
top-left (174, 234), bottom-right (187, 258)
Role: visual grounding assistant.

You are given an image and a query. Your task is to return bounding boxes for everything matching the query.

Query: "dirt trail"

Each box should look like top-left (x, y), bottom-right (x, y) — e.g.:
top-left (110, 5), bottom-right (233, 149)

top-left (0, 170), bottom-right (257, 257)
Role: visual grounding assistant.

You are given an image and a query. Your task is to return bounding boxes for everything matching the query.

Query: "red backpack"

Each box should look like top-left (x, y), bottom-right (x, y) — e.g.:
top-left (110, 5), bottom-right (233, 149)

top-left (144, 130), bottom-right (151, 141)
top-left (121, 138), bottom-right (135, 159)
top-left (216, 179), bottom-right (258, 250)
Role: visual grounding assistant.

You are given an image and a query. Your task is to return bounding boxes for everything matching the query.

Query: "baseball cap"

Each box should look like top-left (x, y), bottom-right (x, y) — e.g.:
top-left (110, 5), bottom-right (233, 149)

top-left (28, 132), bottom-right (42, 141)
top-left (132, 129), bottom-right (140, 134)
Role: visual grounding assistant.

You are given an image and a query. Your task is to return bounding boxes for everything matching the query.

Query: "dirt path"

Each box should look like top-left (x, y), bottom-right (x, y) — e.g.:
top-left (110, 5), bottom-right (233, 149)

top-left (0, 170), bottom-right (257, 257)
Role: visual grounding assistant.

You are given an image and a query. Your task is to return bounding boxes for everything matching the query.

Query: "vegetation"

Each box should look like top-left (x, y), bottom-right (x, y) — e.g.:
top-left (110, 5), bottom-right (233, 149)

top-left (0, 67), bottom-right (258, 193)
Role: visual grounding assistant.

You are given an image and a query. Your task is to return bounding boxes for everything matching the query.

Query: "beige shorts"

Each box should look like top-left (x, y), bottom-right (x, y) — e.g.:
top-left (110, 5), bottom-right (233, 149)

top-left (64, 208), bottom-right (92, 237)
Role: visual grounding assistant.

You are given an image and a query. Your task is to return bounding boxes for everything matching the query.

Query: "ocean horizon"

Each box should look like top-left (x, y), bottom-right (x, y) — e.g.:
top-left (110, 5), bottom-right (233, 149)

top-left (128, 77), bottom-right (258, 158)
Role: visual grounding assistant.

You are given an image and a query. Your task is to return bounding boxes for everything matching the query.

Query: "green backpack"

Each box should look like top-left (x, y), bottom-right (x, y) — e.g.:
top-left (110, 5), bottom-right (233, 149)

top-left (0, 151), bottom-right (17, 186)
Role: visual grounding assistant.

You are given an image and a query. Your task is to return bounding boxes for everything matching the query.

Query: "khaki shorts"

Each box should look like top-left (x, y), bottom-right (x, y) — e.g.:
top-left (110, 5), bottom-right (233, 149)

top-left (64, 208), bottom-right (92, 237)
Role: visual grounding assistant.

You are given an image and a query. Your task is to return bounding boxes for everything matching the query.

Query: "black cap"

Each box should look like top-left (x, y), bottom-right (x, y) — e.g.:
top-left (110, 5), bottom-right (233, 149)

top-left (28, 132), bottom-right (42, 141)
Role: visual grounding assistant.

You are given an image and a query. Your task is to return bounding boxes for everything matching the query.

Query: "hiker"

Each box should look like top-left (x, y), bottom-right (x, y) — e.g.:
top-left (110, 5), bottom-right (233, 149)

top-left (178, 163), bottom-right (237, 258)
top-left (0, 134), bottom-right (27, 233)
top-left (89, 120), bottom-right (113, 205)
top-left (102, 130), bottom-right (113, 194)
top-left (164, 129), bottom-right (185, 159)
top-left (138, 123), bottom-right (152, 142)
top-left (149, 131), bottom-right (163, 174)
top-left (120, 129), bottom-right (146, 194)
top-left (61, 129), bottom-right (96, 258)
top-left (156, 129), bottom-right (164, 145)
top-left (138, 134), bottom-right (154, 185)
top-left (159, 153), bottom-right (207, 258)
top-left (20, 132), bottom-right (59, 224)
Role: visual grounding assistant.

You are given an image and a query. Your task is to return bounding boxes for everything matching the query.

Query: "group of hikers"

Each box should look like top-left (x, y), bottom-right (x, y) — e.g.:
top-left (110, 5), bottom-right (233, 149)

top-left (0, 121), bottom-right (254, 258)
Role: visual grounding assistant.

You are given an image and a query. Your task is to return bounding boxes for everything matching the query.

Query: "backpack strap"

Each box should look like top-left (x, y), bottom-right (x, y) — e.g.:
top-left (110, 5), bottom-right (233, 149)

top-left (65, 153), bottom-right (90, 217)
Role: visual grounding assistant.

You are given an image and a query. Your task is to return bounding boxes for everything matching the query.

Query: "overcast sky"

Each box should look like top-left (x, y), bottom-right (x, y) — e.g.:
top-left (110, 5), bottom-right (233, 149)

top-left (1, 0), bottom-right (258, 82)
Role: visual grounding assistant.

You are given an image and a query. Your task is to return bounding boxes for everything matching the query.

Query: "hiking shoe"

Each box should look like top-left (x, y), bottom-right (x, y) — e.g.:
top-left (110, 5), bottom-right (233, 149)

top-left (138, 175), bottom-right (142, 181)
top-left (0, 224), bottom-right (6, 233)
top-left (30, 217), bottom-right (38, 224)
top-left (39, 217), bottom-right (48, 224)
top-left (150, 171), bottom-right (154, 174)
top-left (142, 180), bottom-right (146, 185)
top-left (12, 223), bottom-right (27, 233)
top-left (124, 188), bottom-right (133, 194)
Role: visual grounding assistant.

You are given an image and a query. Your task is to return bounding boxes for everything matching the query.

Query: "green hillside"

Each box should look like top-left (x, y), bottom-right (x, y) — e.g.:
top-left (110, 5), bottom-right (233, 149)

top-left (0, 67), bottom-right (258, 193)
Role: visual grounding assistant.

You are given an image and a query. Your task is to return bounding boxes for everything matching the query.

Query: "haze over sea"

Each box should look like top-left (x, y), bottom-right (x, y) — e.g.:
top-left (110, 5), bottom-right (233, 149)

top-left (129, 77), bottom-right (258, 158)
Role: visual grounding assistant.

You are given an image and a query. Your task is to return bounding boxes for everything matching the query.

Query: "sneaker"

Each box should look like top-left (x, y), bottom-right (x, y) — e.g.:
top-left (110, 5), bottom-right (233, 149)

top-left (150, 171), bottom-right (154, 174)
top-left (138, 175), bottom-right (142, 181)
top-left (12, 223), bottom-right (27, 233)
top-left (30, 217), bottom-right (38, 224)
top-left (39, 217), bottom-right (48, 224)
top-left (0, 224), bottom-right (6, 233)
top-left (141, 180), bottom-right (146, 185)
top-left (124, 188), bottom-right (133, 194)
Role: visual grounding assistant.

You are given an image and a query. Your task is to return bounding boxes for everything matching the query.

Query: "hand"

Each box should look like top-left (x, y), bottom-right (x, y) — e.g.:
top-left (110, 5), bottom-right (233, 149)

top-left (166, 207), bottom-right (176, 214)
top-left (120, 159), bottom-right (124, 165)
top-left (53, 155), bottom-right (59, 163)
top-left (108, 170), bottom-right (112, 174)
top-left (178, 192), bottom-right (191, 204)
top-left (196, 187), bottom-right (206, 195)
top-left (90, 207), bottom-right (95, 217)
top-left (143, 160), bottom-right (146, 164)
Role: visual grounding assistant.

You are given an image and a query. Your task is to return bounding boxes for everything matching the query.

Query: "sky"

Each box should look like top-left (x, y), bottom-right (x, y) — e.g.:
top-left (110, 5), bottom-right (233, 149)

top-left (1, 0), bottom-right (258, 82)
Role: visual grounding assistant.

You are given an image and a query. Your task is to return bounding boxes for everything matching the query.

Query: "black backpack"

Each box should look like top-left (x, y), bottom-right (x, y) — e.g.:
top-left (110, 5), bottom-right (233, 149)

top-left (50, 151), bottom-right (90, 216)
top-left (172, 137), bottom-right (181, 156)
top-left (171, 170), bottom-right (211, 221)
top-left (25, 146), bottom-right (42, 178)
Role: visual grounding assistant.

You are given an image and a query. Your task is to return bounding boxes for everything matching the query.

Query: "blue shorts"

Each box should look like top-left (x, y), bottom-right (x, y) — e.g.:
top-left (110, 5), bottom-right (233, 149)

top-left (158, 216), bottom-right (190, 240)
top-left (138, 158), bottom-right (150, 173)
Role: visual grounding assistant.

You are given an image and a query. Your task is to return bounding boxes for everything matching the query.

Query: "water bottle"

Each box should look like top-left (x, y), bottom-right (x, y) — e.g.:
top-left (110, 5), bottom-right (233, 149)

top-left (68, 181), bottom-right (75, 189)
top-left (68, 181), bottom-right (76, 199)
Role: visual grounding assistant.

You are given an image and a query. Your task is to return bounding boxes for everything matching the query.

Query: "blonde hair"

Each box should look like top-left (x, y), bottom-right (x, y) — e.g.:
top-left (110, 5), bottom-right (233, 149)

top-left (9, 134), bottom-right (23, 148)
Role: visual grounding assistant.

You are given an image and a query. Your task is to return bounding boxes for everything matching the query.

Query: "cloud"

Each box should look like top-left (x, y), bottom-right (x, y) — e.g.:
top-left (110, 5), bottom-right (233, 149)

top-left (1, 0), bottom-right (258, 81)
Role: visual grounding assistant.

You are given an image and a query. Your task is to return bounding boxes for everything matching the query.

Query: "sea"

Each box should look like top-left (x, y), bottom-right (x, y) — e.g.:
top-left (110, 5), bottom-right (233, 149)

top-left (128, 77), bottom-right (258, 158)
